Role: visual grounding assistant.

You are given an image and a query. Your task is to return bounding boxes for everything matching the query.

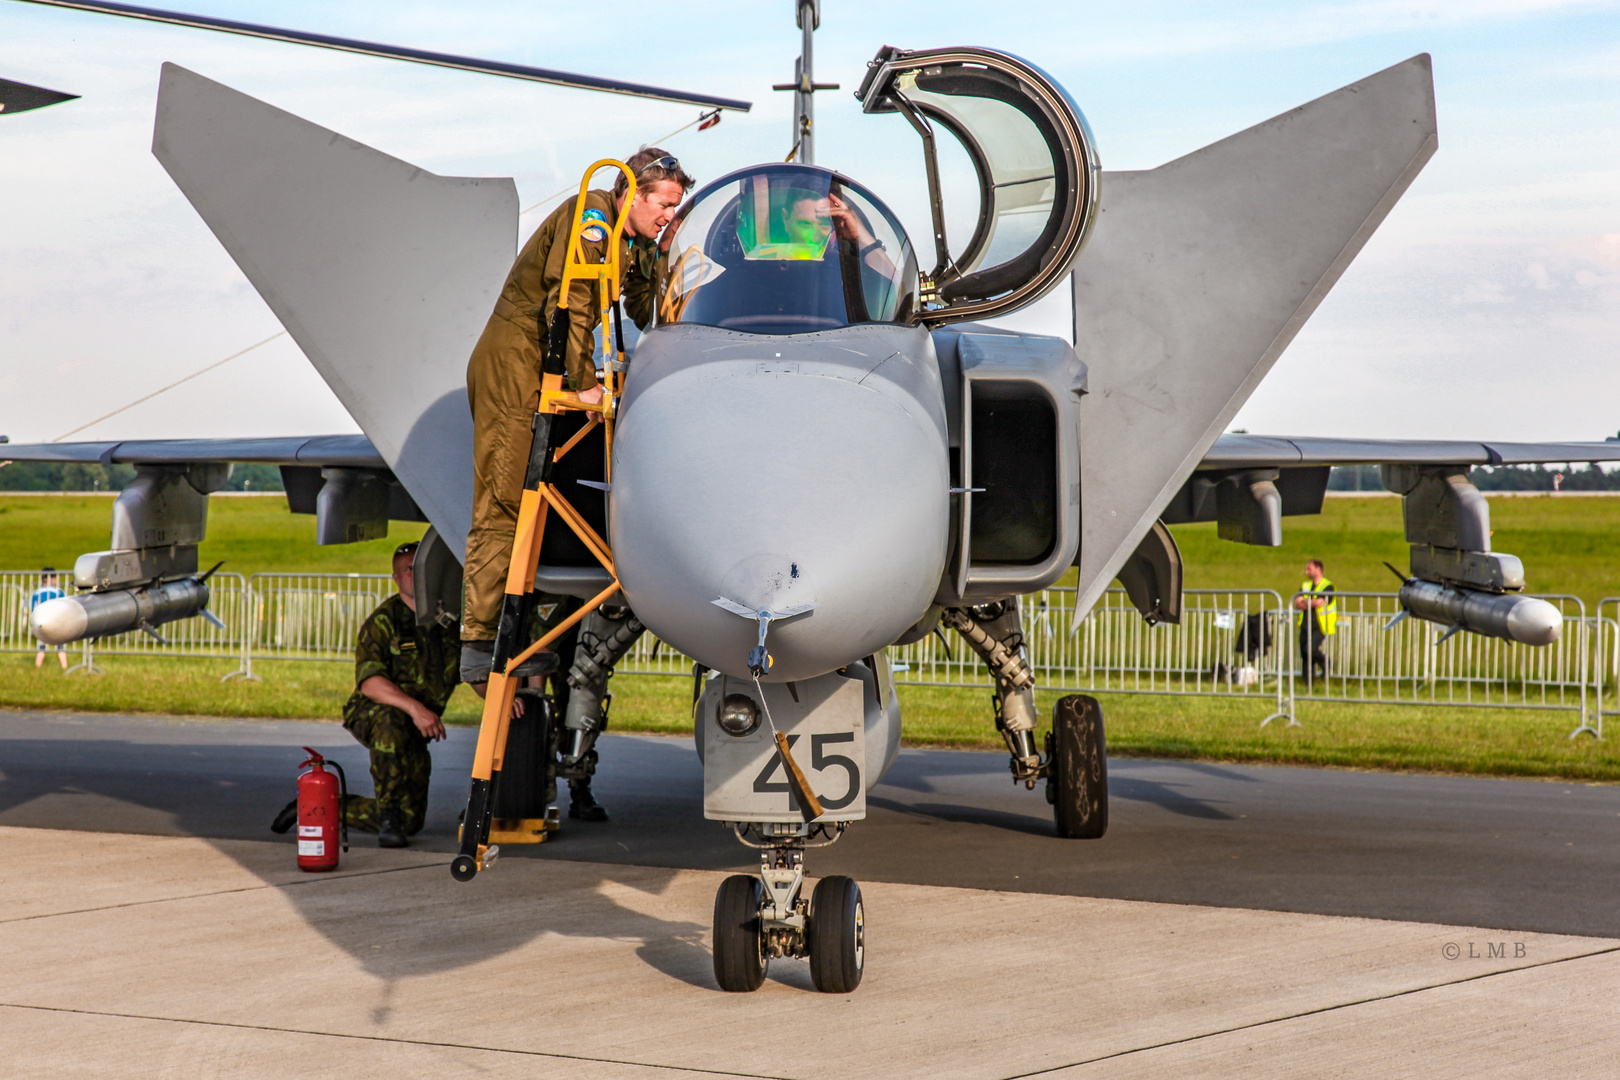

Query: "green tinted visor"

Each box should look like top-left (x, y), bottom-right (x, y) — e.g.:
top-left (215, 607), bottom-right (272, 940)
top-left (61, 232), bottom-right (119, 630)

top-left (735, 174), bottom-right (834, 261)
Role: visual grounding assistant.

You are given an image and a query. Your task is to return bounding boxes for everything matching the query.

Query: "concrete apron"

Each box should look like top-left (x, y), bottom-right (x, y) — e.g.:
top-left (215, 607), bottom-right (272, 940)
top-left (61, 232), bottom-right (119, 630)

top-left (1, 825), bottom-right (1615, 1079)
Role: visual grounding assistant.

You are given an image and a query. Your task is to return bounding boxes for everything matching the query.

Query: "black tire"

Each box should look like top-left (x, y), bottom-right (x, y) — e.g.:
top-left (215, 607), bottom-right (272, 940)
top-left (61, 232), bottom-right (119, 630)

top-left (1049, 694), bottom-right (1108, 839)
top-left (712, 875), bottom-right (767, 992)
top-left (808, 876), bottom-right (865, 993)
top-left (449, 855), bottom-right (478, 882)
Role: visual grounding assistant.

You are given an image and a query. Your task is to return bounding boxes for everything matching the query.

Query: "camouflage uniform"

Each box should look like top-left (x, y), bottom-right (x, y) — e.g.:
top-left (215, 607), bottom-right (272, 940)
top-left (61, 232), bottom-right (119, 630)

top-left (341, 593), bottom-right (459, 834)
top-left (461, 189), bottom-right (659, 641)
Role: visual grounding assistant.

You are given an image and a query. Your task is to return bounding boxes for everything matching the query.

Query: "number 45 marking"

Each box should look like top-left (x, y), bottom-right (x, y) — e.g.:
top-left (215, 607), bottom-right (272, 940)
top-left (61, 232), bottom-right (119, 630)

top-left (753, 732), bottom-right (861, 812)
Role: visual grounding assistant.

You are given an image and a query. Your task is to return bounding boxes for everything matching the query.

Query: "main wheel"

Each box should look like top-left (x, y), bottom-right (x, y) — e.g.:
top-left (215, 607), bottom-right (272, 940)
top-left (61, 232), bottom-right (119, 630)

top-left (808, 875), bottom-right (865, 993)
top-left (712, 874), bottom-right (767, 992)
top-left (1048, 694), bottom-right (1108, 839)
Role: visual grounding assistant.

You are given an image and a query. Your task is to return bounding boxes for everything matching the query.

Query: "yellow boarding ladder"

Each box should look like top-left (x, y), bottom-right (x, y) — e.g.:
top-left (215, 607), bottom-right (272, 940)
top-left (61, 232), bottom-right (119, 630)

top-left (452, 160), bottom-right (636, 881)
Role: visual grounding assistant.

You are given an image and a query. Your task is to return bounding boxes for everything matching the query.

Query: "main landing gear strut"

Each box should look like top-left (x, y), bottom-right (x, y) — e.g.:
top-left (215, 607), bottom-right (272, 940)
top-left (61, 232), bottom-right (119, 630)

top-left (712, 822), bottom-right (863, 993)
top-left (945, 599), bottom-right (1109, 839)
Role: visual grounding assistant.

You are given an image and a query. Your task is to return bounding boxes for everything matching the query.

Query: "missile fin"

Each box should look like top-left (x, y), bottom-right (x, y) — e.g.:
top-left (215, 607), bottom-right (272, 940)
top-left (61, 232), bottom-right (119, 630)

top-left (1436, 624), bottom-right (1465, 645)
top-left (138, 620), bottom-right (169, 645)
top-left (201, 608), bottom-right (227, 631)
top-left (1382, 609), bottom-right (1409, 632)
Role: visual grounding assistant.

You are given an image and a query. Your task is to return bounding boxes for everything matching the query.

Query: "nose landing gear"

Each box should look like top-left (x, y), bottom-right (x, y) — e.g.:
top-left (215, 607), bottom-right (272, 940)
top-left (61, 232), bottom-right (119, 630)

top-left (712, 821), bottom-right (860, 993)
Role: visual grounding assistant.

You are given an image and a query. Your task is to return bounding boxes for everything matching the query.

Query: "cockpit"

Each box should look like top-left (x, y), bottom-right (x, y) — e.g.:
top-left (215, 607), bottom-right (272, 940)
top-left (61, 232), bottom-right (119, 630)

top-left (658, 164), bottom-right (919, 335)
top-left (655, 47), bottom-right (1100, 336)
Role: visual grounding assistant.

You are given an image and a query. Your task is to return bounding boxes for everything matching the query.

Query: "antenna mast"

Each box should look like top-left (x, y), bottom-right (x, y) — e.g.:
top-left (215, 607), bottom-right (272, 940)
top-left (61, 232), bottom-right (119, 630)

top-left (773, 0), bottom-right (838, 164)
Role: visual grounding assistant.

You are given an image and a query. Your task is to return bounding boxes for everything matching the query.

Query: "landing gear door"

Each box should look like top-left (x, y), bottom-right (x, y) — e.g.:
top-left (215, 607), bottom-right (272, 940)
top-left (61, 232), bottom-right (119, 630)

top-left (855, 46), bottom-right (1100, 324)
top-left (412, 526), bottom-right (463, 632)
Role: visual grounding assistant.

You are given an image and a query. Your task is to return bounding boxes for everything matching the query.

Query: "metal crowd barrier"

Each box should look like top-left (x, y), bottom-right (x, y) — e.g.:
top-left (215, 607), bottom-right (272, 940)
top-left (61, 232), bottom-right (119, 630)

top-left (0, 567), bottom-right (1611, 737)
top-left (238, 572), bottom-right (398, 679)
top-left (0, 569), bottom-right (393, 681)
top-left (1, 569), bottom-right (252, 676)
top-left (1589, 597), bottom-right (1620, 740)
top-left (1282, 590), bottom-right (1594, 736)
top-left (620, 588), bottom-right (1291, 722)
top-left (885, 588), bottom-right (1290, 724)
top-left (0, 571), bottom-right (51, 652)
top-left (624, 586), bottom-right (1603, 734)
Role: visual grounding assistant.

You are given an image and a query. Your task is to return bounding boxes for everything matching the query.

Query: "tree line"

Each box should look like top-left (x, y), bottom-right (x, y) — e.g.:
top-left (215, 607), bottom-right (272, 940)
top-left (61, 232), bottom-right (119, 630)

top-left (1329, 463), bottom-right (1620, 492)
top-left (3, 459), bottom-right (1615, 494)
top-left (0, 461), bottom-right (285, 492)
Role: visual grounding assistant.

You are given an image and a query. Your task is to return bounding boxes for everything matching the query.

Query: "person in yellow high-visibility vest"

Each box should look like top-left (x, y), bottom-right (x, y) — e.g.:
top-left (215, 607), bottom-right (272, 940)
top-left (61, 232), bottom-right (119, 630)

top-left (1293, 559), bottom-right (1336, 684)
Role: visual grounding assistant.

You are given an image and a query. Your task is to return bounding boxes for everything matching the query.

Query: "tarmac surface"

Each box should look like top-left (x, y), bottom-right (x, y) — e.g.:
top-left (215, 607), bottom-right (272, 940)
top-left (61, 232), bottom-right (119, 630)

top-left (2, 708), bottom-right (1618, 1077)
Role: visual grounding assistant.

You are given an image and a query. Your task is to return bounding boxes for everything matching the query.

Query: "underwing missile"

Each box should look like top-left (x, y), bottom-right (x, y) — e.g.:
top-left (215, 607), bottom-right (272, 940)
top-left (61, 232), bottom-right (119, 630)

top-left (29, 576), bottom-right (220, 646)
top-left (1395, 579), bottom-right (1561, 647)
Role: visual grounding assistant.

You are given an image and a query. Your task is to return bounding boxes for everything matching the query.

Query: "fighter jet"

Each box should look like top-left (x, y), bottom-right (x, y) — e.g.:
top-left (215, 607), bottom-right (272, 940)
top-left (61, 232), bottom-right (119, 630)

top-left (7, 0), bottom-right (1620, 993)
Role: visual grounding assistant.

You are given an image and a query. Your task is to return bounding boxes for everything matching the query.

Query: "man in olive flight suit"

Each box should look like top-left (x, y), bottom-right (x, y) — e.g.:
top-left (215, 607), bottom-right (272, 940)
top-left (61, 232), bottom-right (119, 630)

top-left (459, 148), bottom-right (693, 681)
top-left (272, 542), bottom-right (459, 848)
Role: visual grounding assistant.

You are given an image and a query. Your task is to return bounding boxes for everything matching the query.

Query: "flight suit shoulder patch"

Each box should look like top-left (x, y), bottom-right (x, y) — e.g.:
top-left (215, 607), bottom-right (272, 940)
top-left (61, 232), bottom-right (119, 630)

top-left (580, 206), bottom-right (608, 244)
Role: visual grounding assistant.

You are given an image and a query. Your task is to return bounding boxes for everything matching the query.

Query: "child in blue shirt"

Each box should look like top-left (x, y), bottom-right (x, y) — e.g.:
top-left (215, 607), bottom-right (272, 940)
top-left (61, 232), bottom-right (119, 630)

top-left (28, 569), bottom-right (67, 670)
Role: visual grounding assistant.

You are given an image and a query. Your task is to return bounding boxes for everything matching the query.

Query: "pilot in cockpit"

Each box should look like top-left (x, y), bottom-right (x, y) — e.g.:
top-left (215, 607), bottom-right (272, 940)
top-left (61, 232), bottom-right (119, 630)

top-left (783, 192), bottom-right (898, 281)
top-left (658, 165), bottom-right (917, 335)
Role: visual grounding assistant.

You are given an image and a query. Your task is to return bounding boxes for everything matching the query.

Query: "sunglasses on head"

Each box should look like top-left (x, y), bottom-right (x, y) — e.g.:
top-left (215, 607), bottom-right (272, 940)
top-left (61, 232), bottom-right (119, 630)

top-left (394, 542), bottom-right (419, 558)
top-left (637, 155), bottom-right (680, 177)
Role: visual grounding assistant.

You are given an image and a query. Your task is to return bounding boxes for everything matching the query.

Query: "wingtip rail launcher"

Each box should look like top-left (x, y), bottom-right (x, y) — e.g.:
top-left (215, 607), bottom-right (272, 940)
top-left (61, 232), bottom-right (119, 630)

top-left (452, 160), bottom-right (637, 884)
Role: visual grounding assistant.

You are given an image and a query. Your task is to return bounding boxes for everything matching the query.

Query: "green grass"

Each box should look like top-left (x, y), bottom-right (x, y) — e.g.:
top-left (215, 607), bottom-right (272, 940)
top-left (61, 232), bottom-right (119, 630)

top-left (603, 675), bottom-right (1620, 782)
top-left (0, 653), bottom-right (488, 725)
top-left (4, 492), bottom-right (1620, 782)
top-left (4, 653), bottom-right (1615, 782)
top-left (0, 494), bottom-right (427, 580)
top-left (1166, 493), bottom-right (1620, 610)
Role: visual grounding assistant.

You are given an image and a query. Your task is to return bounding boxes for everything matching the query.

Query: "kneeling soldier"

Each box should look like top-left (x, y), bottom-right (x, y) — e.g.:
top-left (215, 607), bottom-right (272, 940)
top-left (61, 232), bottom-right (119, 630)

top-left (273, 541), bottom-right (457, 847)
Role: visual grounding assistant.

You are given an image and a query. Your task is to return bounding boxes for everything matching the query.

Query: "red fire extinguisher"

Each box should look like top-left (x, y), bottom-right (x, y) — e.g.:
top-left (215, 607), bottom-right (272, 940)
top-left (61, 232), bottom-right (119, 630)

top-left (295, 746), bottom-right (348, 872)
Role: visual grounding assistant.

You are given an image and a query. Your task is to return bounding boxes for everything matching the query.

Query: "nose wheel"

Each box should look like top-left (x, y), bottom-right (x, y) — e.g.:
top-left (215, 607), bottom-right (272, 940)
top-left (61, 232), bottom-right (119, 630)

top-left (712, 822), bottom-right (860, 993)
top-left (808, 875), bottom-right (864, 993)
top-left (712, 875), bottom-right (768, 992)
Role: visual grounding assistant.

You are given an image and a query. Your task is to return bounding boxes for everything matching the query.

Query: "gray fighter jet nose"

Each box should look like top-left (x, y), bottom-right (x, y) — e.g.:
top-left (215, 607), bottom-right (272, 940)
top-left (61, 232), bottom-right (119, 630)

top-left (611, 329), bottom-right (950, 682)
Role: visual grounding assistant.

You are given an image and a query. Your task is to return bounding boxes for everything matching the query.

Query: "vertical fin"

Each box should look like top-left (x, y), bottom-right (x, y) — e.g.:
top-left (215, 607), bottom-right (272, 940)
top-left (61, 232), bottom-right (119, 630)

top-left (151, 64), bottom-right (519, 561)
top-left (1073, 55), bottom-right (1437, 617)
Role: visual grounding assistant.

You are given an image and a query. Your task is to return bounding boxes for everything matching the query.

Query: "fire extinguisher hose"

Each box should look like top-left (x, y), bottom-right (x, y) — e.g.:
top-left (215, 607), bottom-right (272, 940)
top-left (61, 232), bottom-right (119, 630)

top-left (327, 760), bottom-right (349, 854)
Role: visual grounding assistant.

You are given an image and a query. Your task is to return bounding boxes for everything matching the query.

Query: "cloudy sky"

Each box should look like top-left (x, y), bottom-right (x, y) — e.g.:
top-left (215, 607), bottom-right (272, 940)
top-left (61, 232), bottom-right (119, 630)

top-left (2, 0), bottom-right (1617, 445)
